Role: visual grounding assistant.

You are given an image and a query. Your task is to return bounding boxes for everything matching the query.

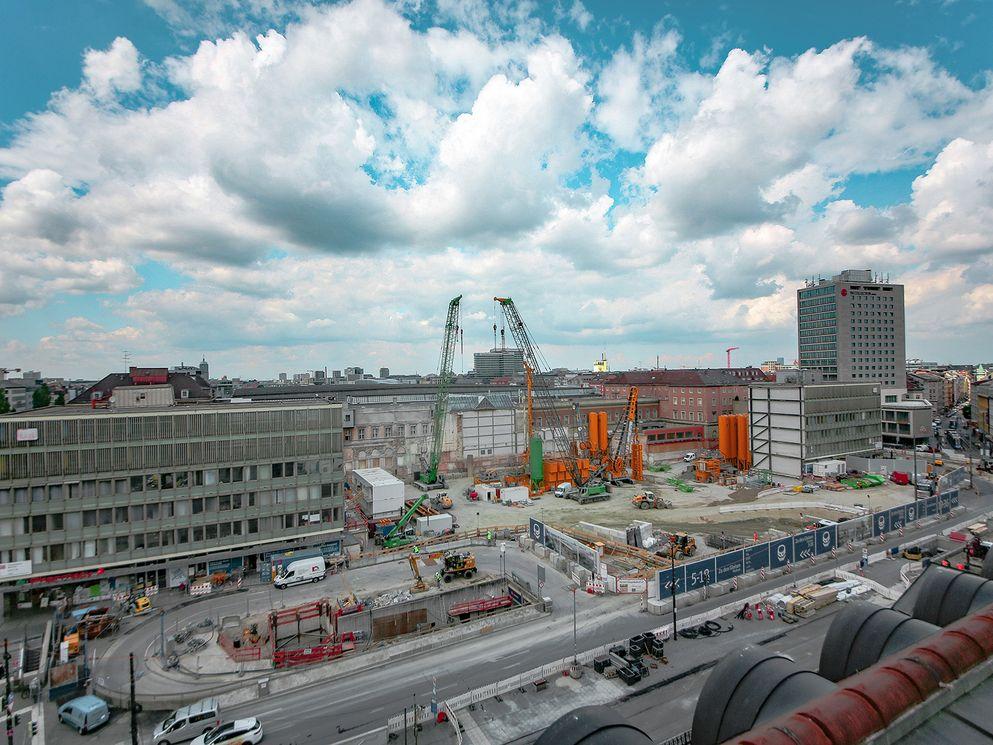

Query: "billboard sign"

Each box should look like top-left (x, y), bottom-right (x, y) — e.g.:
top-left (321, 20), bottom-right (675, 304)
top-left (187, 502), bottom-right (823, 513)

top-left (744, 543), bottom-right (770, 573)
top-left (794, 531), bottom-right (816, 561)
top-left (889, 507), bottom-right (905, 531)
top-left (770, 537), bottom-right (794, 568)
top-left (716, 550), bottom-right (744, 583)
top-left (657, 566), bottom-right (685, 597)
top-left (529, 518), bottom-right (546, 547)
top-left (684, 558), bottom-right (716, 591)
top-left (815, 525), bottom-right (837, 555)
top-left (871, 511), bottom-right (888, 537)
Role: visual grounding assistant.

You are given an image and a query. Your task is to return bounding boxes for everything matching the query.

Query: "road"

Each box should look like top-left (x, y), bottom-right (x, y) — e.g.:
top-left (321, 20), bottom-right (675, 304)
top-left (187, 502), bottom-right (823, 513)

top-left (67, 475), bottom-right (993, 745)
top-left (215, 477), bottom-right (993, 745)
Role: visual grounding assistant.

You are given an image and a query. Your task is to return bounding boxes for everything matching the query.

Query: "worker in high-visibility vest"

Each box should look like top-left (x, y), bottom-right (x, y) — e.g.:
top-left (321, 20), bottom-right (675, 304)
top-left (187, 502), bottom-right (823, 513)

top-left (412, 545), bottom-right (421, 554)
top-left (486, 530), bottom-right (494, 545)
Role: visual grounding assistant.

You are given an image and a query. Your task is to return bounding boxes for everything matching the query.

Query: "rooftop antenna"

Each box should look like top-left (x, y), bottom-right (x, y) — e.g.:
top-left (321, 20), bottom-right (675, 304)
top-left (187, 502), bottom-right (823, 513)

top-left (122, 350), bottom-right (132, 372)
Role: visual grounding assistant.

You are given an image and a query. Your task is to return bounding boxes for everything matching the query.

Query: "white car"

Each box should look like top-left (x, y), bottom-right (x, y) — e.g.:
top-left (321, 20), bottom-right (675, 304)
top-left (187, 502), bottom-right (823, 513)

top-left (682, 452), bottom-right (697, 462)
top-left (191, 719), bottom-right (263, 745)
top-left (915, 444), bottom-right (931, 452)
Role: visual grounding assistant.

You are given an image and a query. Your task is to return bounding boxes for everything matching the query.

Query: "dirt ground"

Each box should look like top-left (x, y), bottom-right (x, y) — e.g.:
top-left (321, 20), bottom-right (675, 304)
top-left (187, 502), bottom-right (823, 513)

top-left (413, 472), bottom-right (919, 541)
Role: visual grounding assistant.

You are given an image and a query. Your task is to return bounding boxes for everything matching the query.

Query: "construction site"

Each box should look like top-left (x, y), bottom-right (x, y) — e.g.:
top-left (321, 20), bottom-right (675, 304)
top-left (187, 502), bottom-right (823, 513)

top-left (343, 294), bottom-right (938, 588)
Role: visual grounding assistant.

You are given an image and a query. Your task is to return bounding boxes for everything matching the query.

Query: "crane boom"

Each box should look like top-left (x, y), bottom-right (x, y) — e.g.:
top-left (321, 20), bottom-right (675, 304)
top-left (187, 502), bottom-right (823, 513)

top-left (494, 297), bottom-right (583, 486)
top-left (420, 295), bottom-right (462, 486)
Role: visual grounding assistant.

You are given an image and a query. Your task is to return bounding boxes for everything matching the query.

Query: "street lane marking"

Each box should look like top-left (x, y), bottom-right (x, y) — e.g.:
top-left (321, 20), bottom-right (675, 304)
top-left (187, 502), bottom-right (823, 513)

top-left (333, 725), bottom-right (386, 744)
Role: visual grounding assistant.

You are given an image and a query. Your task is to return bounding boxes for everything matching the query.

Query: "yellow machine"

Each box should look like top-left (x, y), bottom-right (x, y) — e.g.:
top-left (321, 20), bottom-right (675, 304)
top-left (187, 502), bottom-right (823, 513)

top-left (668, 532), bottom-right (697, 558)
top-left (442, 551), bottom-right (477, 582)
top-left (631, 491), bottom-right (672, 510)
top-left (408, 554), bottom-right (429, 593)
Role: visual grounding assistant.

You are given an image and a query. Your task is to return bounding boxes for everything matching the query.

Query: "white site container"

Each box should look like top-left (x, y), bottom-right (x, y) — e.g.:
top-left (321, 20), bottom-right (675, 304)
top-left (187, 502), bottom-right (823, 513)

top-left (353, 467), bottom-right (405, 519)
top-left (415, 513), bottom-right (453, 535)
top-left (499, 486), bottom-right (530, 504)
top-left (811, 459), bottom-right (846, 478)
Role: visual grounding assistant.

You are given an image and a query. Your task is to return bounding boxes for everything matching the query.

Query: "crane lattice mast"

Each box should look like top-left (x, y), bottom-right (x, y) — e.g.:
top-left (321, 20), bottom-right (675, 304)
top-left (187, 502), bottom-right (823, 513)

top-left (421, 295), bottom-right (461, 486)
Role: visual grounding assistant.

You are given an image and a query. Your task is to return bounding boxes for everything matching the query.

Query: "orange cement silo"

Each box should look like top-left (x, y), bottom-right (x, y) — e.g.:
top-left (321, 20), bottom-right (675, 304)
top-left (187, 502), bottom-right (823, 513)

top-left (725, 414), bottom-right (739, 463)
top-left (588, 411), bottom-right (600, 455)
top-left (736, 414), bottom-right (750, 469)
top-left (598, 411), bottom-right (609, 453)
top-left (718, 415), bottom-right (733, 461)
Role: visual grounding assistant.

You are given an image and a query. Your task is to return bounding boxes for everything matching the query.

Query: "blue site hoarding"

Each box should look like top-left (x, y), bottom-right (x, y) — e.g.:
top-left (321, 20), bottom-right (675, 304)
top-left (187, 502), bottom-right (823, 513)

top-left (655, 489), bottom-right (959, 599)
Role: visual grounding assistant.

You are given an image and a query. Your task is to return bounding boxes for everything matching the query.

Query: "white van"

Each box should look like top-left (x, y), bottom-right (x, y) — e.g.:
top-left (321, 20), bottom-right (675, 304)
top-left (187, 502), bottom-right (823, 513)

top-left (153, 698), bottom-right (221, 745)
top-left (274, 556), bottom-right (327, 589)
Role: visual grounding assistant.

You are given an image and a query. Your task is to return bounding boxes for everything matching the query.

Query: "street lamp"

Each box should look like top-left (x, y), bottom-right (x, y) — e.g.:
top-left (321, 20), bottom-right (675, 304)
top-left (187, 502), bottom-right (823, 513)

top-left (669, 542), bottom-right (677, 643)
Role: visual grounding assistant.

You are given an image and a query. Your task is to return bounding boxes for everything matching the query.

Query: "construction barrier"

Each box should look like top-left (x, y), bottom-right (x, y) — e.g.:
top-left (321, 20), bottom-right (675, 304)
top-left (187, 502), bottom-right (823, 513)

top-left (190, 583), bottom-right (212, 597)
top-left (217, 633), bottom-right (262, 663)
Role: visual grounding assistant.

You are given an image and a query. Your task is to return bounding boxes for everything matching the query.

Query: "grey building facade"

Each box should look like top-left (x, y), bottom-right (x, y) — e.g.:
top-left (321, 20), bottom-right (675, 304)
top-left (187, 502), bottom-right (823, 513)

top-left (473, 348), bottom-right (525, 379)
top-left (797, 269), bottom-right (906, 390)
top-left (749, 381), bottom-right (882, 478)
top-left (881, 400), bottom-right (932, 449)
top-left (0, 400), bottom-right (344, 614)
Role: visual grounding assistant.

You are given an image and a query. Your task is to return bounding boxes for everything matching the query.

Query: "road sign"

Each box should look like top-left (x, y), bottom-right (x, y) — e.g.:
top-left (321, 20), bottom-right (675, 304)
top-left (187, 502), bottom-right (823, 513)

top-left (815, 525), bottom-right (837, 555)
top-left (529, 518), bottom-right (546, 547)
top-left (537, 564), bottom-right (545, 589)
top-left (769, 537), bottom-right (794, 569)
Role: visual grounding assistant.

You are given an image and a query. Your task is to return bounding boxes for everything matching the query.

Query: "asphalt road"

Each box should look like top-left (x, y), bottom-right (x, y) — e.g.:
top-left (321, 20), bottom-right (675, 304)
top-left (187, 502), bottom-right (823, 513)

top-left (218, 477), bottom-right (993, 745)
top-left (76, 475), bottom-right (993, 745)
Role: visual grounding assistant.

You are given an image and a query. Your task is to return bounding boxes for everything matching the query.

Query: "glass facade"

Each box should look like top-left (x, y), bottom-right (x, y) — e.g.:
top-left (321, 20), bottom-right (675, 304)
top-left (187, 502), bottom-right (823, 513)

top-left (0, 402), bottom-right (344, 578)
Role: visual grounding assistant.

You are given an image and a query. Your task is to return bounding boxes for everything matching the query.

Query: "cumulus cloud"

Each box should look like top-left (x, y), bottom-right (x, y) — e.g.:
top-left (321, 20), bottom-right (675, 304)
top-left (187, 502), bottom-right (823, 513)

top-left (2, 0), bottom-right (993, 375)
top-left (82, 37), bottom-right (142, 98)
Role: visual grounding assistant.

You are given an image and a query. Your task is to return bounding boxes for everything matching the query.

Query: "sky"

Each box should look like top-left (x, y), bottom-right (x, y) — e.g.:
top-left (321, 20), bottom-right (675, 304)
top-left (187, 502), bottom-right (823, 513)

top-left (1, 0), bottom-right (992, 380)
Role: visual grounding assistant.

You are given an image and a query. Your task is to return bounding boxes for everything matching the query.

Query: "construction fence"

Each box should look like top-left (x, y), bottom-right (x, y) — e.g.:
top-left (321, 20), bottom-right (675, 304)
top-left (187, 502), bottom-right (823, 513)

top-left (658, 489), bottom-right (960, 598)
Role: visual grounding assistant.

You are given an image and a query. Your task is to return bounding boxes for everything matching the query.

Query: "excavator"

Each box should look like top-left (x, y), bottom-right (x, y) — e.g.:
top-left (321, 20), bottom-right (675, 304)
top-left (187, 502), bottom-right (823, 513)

top-left (441, 551), bottom-right (477, 582)
top-left (378, 494), bottom-right (427, 549)
top-left (408, 554), bottom-right (429, 593)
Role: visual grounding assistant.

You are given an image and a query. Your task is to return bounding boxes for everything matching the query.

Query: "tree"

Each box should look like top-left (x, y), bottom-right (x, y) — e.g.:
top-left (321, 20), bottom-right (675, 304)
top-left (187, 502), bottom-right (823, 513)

top-left (54, 391), bottom-right (65, 406)
top-left (0, 388), bottom-right (10, 414)
top-left (32, 383), bottom-right (51, 409)
top-left (963, 404), bottom-right (972, 420)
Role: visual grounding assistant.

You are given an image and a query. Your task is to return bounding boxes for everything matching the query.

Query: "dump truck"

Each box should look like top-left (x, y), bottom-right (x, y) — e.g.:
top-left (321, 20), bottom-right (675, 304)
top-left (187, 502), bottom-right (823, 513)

top-left (631, 491), bottom-right (672, 510)
top-left (441, 551), bottom-right (477, 582)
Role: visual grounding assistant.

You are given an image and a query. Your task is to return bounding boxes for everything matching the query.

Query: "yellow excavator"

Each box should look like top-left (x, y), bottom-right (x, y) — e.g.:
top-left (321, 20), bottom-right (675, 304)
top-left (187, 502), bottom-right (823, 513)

top-left (408, 554), bottom-right (429, 593)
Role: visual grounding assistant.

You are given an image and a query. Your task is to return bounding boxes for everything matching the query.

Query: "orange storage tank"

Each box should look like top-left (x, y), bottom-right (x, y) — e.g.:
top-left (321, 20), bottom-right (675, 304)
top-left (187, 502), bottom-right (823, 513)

top-left (718, 415), bottom-right (732, 460)
top-left (587, 412), bottom-right (600, 455)
top-left (597, 412), bottom-right (608, 453)
top-left (725, 414), bottom-right (739, 462)
top-left (736, 414), bottom-right (749, 468)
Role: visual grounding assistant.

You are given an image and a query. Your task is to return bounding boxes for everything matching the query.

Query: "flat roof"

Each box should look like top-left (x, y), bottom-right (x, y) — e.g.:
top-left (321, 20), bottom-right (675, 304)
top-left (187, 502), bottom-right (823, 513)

top-left (352, 467), bottom-right (403, 486)
top-left (0, 398), bottom-right (340, 419)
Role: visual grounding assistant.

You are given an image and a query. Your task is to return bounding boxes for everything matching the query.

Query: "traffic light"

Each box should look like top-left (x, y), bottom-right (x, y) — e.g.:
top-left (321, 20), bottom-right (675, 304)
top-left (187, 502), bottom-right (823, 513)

top-left (30, 721), bottom-right (37, 736)
top-left (12, 714), bottom-right (19, 726)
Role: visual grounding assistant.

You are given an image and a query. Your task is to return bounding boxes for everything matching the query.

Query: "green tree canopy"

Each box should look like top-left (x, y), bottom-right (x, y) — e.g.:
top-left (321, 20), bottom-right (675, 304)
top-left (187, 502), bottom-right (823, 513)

top-left (0, 388), bottom-right (10, 414)
top-left (32, 383), bottom-right (51, 409)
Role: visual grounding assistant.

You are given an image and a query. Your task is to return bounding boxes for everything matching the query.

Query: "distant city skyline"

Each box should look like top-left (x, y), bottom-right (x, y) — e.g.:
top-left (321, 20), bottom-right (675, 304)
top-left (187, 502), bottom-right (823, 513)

top-left (2, 0), bottom-right (992, 378)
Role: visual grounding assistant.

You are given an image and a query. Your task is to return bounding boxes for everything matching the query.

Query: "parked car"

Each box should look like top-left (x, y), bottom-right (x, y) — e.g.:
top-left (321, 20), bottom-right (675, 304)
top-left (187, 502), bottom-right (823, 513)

top-left (682, 452), bottom-right (697, 462)
top-left (153, 698), bottom-right (221, 744)
top-left (57, 695), bottom-right (110, 735)
top-left (191, 719), bottom-right (264, 745)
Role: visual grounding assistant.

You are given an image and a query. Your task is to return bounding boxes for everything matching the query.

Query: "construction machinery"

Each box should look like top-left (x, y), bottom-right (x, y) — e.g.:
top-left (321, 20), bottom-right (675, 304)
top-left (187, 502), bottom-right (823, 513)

top-left (417, 295), bottom-right (462, 489)
top-left (441, 551), bottom-right (477, 582)
top-left (408, 554), bottom-right (429, 593)
top-left (429, 492), bottom-right (453, 510)
top-left (668, 532), bottom-right (697, 558)
top-left (599, 386), bottom-right (644, 482)
top-left (494, 297), bottom-right (590, 492)
top-left (379, 494), bottom-right (427, 549)
top-left (632, 491), bottom-right (672, 510)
